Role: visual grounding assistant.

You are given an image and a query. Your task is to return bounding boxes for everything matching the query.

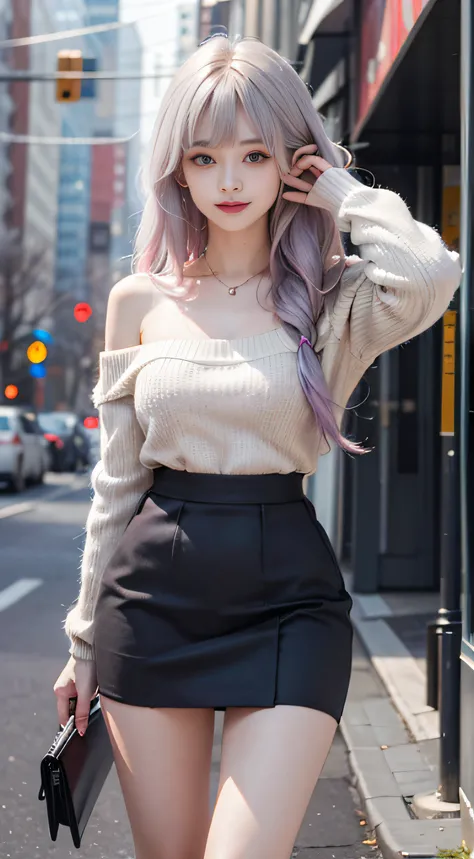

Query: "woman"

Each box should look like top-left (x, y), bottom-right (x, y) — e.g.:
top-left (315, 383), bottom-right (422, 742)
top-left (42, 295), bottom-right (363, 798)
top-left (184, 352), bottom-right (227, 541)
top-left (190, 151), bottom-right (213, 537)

top-left (53, 34), bottom-right (461, 859)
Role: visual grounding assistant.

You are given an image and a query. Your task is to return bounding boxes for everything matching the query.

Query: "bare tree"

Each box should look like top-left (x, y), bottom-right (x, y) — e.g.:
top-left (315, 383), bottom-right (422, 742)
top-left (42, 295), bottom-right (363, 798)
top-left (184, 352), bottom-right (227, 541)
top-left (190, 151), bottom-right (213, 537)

top-left (0, 231), bottom-right (99, 409)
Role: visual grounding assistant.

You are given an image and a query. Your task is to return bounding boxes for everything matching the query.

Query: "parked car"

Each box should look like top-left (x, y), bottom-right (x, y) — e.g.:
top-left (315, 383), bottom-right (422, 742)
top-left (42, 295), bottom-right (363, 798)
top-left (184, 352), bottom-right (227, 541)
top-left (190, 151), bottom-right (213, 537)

top-left (83, 425), bottom-right (100, 469)
top-left (0, 405), bottom-right (50, 492)
top-left (37, 412), bottom-right (91, 473)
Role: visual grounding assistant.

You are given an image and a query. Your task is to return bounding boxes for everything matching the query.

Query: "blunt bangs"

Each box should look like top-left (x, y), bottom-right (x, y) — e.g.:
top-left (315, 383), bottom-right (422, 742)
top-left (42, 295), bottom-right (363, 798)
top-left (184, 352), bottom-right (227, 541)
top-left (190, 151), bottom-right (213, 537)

top-left (180, 70), bottom-right (284, 165)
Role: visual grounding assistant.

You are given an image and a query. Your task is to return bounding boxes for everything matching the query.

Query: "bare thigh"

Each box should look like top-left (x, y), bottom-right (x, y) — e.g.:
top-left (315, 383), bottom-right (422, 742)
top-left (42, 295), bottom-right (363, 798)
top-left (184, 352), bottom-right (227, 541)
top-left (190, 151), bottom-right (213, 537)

top-left (100, 695), bottom-right (215, 859)
top-left (204, 705), bottom-right (337, 859)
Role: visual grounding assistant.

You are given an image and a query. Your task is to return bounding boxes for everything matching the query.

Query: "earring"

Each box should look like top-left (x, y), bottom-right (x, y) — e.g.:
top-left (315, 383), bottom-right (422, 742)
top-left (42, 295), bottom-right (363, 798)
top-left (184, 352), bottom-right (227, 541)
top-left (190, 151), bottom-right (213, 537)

top-left (332, 141), bottom-right (375, 187)
top-left (333, 142), bottom-right (353, 170)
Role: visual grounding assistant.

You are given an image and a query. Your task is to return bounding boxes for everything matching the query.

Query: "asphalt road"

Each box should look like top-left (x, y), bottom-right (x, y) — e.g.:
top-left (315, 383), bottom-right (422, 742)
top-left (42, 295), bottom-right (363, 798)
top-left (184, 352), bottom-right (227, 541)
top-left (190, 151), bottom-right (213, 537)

top-left (0, 472), bottom-right (380, 859)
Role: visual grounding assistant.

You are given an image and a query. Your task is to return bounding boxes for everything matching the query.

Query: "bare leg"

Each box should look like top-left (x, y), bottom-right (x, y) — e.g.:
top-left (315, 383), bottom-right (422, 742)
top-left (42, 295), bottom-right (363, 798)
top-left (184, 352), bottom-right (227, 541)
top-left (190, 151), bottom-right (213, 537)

top-left (100, 696), bottom-right (215, 859)
top-left (204, 704), bottom-right (337, 859)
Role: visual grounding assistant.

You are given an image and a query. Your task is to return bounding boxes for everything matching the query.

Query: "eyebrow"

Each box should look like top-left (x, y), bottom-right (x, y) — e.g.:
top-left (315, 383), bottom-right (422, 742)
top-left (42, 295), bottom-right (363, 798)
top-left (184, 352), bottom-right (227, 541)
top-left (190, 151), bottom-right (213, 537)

top-left (190, 137), bottom-right (265, 148)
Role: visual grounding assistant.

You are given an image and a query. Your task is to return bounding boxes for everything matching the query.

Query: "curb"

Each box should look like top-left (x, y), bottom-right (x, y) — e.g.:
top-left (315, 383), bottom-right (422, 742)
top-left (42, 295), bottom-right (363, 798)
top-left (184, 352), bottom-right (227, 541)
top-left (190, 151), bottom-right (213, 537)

top-left (340, 699), bottom-right (462, 859)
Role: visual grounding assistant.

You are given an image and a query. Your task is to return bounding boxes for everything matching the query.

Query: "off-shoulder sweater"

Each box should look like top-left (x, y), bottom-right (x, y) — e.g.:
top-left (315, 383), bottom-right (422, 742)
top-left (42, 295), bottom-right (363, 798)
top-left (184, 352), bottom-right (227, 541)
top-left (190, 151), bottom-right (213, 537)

top-left (64, 167), bottom-right (462, 660)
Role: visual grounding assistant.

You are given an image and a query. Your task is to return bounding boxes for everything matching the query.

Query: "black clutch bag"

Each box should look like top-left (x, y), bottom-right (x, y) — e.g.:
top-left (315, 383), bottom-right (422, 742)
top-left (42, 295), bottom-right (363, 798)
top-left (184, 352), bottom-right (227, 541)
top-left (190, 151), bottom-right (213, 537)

top-left (38, 695), bottom-right (114, 848)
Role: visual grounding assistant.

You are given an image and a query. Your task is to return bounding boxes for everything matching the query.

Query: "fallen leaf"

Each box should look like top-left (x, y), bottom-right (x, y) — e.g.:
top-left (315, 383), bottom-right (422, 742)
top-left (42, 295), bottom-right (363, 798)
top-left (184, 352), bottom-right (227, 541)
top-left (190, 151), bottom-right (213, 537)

top-left (363, 839), bottom-right (377, 846)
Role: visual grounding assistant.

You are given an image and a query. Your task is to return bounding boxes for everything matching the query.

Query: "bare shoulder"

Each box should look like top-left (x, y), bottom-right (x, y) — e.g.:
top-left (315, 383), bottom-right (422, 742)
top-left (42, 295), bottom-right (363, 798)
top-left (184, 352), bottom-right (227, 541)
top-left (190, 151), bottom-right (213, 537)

top-left (104, 274), bottom-right (156, 351)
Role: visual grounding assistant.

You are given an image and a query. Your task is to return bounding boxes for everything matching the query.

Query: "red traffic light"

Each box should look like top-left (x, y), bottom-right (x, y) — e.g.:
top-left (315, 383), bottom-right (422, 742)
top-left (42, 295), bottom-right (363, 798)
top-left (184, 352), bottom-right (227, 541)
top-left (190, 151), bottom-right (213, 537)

top-left (74, 302), bottom-right (92, 323)
top-left (84, 416), bottom-right (99, 429)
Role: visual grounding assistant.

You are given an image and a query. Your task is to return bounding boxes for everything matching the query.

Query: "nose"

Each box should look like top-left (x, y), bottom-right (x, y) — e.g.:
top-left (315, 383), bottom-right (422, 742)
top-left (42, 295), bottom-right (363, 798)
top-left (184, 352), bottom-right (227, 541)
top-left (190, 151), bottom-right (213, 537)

top-left (218, 162), bottom-right (243, 193)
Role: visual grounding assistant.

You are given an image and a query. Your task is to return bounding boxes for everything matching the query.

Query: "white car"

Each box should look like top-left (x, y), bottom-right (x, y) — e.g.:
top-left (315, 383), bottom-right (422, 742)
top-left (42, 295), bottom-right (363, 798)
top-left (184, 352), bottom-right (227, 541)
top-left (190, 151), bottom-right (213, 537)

top-left (0, 405), bottom-right (50, 492)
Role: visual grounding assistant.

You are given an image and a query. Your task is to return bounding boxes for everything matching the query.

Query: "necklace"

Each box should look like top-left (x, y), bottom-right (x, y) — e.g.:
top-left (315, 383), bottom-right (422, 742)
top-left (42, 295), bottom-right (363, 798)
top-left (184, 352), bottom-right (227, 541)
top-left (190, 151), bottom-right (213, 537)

top-left (203, 252), bottom-right (269, 296)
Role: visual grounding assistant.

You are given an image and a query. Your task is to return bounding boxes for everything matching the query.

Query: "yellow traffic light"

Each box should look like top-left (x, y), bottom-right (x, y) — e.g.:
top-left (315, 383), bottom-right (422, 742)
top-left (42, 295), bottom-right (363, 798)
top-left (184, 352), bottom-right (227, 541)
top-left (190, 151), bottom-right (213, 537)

top-left (27, 340), bottom-right (48, 363)
top-left (56, 50), bottom-right (83, 102)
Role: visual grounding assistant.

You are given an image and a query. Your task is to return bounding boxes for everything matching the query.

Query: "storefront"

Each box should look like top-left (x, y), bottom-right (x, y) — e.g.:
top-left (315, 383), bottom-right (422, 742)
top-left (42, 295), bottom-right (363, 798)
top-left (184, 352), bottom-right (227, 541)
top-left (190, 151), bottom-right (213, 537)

top-left (329, 0), bottom-right (473, 840)
top-left (334, 0), bottom-right (461, 595)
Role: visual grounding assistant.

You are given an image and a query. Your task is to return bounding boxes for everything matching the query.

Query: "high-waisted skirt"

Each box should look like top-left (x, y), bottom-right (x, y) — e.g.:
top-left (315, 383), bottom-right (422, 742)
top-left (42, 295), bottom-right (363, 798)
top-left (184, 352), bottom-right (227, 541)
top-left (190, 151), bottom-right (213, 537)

top-left (94, 467), bottom-right (353, 723)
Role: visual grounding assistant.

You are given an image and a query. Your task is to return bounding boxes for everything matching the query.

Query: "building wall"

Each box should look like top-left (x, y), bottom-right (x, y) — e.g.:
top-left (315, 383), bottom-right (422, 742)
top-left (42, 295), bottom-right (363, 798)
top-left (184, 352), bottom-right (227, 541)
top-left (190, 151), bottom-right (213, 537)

top-left (23, 0), bottom-right (61, 295)
top-left (176, 1), bottom-right (198, 64)
top-left (7, 0), bottom-right (30, 236)
top-left (111, 22), bottom-right (143, 280)
top-left (0, 0), bottom-right (13, 239)
top-left (228, 0), bottom-right (299, 55)
top-left (53, 0), bottom-right (94, 299)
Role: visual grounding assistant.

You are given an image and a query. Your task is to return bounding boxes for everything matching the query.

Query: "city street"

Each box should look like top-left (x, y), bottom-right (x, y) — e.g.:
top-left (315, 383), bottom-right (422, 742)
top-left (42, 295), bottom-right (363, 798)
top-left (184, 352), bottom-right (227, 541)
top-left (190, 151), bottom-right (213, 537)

top-left (0, 474), bottom-right (380, 859)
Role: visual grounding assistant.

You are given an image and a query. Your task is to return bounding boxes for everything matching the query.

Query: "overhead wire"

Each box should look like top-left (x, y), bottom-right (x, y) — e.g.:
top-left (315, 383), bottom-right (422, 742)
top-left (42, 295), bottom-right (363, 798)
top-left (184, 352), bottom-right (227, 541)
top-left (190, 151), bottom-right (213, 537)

top-left (0, 9), bottom-right (179, 49)
top-left (0, 131), bottom-right (140, 145)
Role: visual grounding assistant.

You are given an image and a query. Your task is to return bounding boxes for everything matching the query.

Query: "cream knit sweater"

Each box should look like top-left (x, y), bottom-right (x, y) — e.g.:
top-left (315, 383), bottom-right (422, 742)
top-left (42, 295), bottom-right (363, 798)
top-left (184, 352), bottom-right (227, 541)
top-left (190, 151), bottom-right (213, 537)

top-left (64, 168), bottom-right (462, 660)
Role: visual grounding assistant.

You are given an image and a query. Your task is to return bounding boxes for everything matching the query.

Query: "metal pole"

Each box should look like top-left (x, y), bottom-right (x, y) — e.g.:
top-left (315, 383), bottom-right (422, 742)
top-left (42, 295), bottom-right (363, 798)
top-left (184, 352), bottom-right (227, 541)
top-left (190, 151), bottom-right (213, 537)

top-left (460, 0), bottom-right (474, 685)
top-left (436, 307), bottom-right (462, 803)
top-left (434, 0), bottom-right (474, 803)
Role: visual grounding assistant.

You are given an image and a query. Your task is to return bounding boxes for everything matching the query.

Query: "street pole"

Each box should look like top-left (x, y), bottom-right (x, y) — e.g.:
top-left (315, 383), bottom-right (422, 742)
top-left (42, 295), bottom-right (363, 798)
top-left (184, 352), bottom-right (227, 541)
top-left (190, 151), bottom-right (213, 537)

top-left (432, 0), bottom-right (474, 804)
top-left (459, 0), bottom-right (474, 755)
top-left (436, 306), bottom-right (462, 804)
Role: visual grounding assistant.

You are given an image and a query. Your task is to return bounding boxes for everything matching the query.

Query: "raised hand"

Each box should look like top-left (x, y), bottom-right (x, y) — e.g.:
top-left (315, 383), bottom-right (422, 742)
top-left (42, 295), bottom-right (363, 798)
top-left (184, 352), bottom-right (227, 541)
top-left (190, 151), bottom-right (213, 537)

top-left (281, 144), bottom-right (333, 206)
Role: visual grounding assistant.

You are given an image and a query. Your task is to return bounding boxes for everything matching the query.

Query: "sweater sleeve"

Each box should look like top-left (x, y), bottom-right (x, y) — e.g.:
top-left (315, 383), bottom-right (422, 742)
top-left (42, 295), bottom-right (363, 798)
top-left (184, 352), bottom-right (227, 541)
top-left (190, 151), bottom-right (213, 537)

top-left (63, 349), bottom-right (153, 660)
top-left (308, 168), bottom-right (462, 363)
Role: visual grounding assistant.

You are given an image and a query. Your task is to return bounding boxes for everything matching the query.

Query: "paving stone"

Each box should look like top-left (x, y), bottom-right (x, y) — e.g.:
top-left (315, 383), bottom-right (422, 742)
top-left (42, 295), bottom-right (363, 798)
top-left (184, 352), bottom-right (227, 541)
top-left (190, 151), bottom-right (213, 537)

top-left (392, 768), bottom-right (438, 797)
top-left (377, 817), bottom-right (462, 859)
top-left (363, 698), bottom-right (403, 728)
top-left (364, 796), bottom-right (410, 828)
top-left (372, 723), bottom-right (409, 748)
top-left (344, 702), bottom-right (370, 726)
top-left (343, 724), bottom-right (379, 749)
top-left (383, 743), bottom-right (425, 772)
top-left (350, 748), bottom-right (400, 799)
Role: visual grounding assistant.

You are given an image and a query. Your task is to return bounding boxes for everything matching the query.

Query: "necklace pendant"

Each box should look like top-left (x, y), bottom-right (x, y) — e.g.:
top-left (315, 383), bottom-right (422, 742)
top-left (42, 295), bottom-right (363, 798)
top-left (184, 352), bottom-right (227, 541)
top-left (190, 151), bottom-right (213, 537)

top-left (228, 287), bottom-right (237, 296)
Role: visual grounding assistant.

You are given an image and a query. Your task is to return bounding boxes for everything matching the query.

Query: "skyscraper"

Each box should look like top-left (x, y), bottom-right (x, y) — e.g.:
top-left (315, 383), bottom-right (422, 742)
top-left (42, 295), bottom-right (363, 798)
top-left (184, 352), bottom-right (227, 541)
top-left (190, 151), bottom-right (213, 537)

top-left (0, 0), bottom-right (13, 241)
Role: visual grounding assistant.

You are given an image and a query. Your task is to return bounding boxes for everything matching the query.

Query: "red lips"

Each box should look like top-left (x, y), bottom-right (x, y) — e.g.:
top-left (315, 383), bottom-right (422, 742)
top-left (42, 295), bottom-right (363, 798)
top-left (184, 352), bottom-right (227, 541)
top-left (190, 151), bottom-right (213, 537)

top-left (215, 202), bottom-right (250, 213)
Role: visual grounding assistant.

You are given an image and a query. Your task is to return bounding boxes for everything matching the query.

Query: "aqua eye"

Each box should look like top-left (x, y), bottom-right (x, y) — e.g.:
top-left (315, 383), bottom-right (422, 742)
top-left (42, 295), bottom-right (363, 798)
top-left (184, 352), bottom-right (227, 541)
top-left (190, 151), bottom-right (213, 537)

top-left (191, 154), bottom-right (214, 166)
top-left (245, 152), bottom-right (269, 163)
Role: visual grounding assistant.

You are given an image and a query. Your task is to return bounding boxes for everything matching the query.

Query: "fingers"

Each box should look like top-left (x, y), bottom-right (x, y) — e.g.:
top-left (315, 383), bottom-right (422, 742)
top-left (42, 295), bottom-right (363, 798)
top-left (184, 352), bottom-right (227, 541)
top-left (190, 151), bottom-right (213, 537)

top-left (54, 677), bottom-right (76, 728)
top-left (74, 659), bottom-right (98, 736)
top-left (290, 164), bottom-right (321, 179)
top-left (281, 173), bottom-right (313, 193)
top-left (53, 657), bottom-right (98, 735)
top-left (291, 144), bottom-right (318, 166)
top-left (281, 191), bottom-right (308, 205)
top-left (74, 696), bottom-right (91, 736)
top-left (290, 154), bottom-right (332, 177)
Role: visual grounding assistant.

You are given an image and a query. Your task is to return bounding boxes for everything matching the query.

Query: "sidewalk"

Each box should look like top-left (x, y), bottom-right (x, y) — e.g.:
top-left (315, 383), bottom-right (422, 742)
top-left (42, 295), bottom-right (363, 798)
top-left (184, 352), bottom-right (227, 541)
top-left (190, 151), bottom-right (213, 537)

top-left (342, 573), bottom-right (463, 859)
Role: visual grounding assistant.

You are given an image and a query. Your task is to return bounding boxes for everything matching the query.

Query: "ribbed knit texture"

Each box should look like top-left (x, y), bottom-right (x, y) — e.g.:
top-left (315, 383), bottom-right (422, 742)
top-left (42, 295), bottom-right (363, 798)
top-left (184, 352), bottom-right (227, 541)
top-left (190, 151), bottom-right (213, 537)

top-left (64, 168), bottom-right (462, 660)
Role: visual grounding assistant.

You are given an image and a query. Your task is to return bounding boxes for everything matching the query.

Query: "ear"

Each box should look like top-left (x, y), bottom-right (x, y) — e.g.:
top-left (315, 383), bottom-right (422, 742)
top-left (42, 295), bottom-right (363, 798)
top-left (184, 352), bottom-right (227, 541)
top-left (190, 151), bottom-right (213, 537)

top-left (175, 169), bottom-right (188, 189)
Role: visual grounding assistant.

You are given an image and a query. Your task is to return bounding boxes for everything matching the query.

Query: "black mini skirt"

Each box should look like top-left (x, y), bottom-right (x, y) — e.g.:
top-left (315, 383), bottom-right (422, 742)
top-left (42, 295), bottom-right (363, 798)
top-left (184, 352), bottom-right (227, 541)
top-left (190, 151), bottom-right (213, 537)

top-left (94, 467), bottom-right (353, 723)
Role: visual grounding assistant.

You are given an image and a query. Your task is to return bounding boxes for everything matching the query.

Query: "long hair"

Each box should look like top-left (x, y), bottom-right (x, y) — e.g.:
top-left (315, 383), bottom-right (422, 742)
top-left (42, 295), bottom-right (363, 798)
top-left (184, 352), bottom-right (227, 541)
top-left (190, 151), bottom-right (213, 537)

top-left (133, 35), bottom-right (361, 454)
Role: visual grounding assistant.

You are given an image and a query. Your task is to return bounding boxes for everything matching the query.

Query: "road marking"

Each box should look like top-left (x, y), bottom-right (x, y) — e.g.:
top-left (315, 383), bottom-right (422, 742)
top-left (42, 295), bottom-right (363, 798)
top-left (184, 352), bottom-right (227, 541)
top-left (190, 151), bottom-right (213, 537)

top-left (0, 578), bottom-right (43, 611)
top-left (0, 474), bottom-right (90, 519)
top-left (0, 502), bottom-right (33, 519)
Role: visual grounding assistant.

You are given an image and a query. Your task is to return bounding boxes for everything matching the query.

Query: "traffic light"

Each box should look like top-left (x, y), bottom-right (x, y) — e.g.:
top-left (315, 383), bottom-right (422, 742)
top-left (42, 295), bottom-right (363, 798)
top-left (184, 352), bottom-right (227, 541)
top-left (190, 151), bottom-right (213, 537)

top-left (74, 302), bottom-right (92, 323)
top-left (56, 50), bottom-right (83, 102)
